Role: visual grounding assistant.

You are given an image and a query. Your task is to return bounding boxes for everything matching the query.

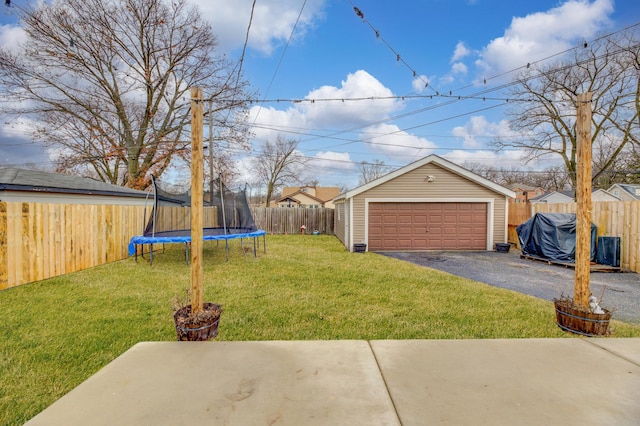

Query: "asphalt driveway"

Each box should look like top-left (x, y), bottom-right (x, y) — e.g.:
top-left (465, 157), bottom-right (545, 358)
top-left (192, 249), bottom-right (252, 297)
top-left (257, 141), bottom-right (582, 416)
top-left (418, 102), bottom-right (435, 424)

top-left (377, 249), bottom-right (640, 324)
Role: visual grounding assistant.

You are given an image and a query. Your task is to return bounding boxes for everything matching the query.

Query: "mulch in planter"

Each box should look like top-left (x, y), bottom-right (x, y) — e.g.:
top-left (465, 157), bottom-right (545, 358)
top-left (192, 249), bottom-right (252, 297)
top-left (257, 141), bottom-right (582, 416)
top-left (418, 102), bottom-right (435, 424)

top-left (173, 303), bottom-right (222, 341)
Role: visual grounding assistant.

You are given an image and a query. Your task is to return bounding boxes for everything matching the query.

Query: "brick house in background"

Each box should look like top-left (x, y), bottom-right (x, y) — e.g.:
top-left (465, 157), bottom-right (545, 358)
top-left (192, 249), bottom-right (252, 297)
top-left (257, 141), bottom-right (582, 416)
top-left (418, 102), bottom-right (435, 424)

top-left (507, 183), bottom-right (545, 204)
top-left (273, 185), bottom-right (341, 209)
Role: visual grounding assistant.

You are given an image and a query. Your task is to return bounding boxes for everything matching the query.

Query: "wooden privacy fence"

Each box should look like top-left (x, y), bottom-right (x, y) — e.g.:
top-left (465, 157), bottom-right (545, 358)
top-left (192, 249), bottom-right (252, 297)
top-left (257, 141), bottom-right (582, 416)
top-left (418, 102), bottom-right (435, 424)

top-left (507, 203), bottom-right (532, 245)
top-left (508, 201), bottom-right (640, 273)
top-left (0, 202), bottom-right (148, 289)
top-left (0, 203), bottom-right (336, 289)
top-left (251, 207), bottom-right (334, 235)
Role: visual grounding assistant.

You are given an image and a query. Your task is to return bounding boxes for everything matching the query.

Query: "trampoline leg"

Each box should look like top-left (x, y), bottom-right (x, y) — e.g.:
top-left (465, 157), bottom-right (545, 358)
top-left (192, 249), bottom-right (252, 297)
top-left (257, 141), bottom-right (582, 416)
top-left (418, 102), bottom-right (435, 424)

top-left (184, 243), bottom-right (189, 265)
top-left (225, 239), bottom-right (229, 262)
top-left (150, 244), bottom-right (153, 267)
top-left (263, 234), bottom-right (267, 254)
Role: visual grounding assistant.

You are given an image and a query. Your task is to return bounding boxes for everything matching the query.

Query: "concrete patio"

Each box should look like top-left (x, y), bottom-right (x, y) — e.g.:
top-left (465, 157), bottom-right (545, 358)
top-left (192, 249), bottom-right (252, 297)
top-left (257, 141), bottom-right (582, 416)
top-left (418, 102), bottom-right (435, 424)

top-left (26, 339), bottom-right (640, 425)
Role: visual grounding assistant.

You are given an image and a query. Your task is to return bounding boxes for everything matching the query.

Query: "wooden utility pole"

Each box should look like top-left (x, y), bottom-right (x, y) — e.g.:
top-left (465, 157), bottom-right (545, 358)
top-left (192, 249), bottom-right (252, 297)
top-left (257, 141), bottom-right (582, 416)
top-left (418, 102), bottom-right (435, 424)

top-left (574, 92), bottom-right (592, 308)
top-left (190, 87), bottom-right (204, 314)
top-left (208, 100), bottom-right (215, 206)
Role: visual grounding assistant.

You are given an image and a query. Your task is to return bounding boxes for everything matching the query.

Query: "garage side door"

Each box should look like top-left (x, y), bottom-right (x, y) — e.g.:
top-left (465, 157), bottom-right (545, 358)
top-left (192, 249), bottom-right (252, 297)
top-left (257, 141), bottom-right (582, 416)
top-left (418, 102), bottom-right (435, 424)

top-left (368, 202), bottom-right (487, 251)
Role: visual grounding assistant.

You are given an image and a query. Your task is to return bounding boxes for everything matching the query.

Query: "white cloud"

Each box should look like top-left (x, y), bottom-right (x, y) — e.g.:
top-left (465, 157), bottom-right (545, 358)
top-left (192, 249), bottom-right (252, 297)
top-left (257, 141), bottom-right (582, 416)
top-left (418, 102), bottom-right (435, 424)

top-left (0, 1), bottom-right (327, 58)
top-left (475, 0), bottom-right (614, 78)
top-left (305, 151), bottom-right (355, 184)
top-left (452, 116), bottom-right (515, 149)
top-left (443, 149), bottom-right (530, 168)
top-left (233, 156), bottom-right (258, 188)
top-left (311, 151), bottom-right (353, 172)
top-left (0, 24), bottom-right (27, 53)
top-left (451, 62), bottom-right (468, 75)
top-left (439, 74), bottom-right (455, 85)
top-left (300, 70), bottom-right (403, 127)
top-left (412, 74), bottom-right (432, 93)
top-left (249, 70), bottom-right (403, 142)
top-left (248, 105), bottom-right (307, 141)
top-left (360, 123), bottom-right (437, 162)
top-left (451, 41), bottom-right (471, 62)
top-left (196, 0), bottom-right (327, 55)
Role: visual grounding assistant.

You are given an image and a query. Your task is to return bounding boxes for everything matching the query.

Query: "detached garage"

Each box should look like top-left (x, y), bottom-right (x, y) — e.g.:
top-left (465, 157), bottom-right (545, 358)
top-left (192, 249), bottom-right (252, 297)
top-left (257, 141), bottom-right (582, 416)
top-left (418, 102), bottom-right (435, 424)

top-left (333, 155), bottom-right (515, 252)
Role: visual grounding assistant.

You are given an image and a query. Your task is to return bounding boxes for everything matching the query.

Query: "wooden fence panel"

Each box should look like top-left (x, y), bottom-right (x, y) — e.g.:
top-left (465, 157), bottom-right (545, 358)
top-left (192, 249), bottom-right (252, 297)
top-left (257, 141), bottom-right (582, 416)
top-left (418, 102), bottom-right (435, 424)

top-left (508, 203), bottom-right (532, 225)
top-left (251, 207), bottom-right (334, 235)
top-left (0, 203), bottom-right (6, 289)
top-left (0, 202), bottom-right (149, 289)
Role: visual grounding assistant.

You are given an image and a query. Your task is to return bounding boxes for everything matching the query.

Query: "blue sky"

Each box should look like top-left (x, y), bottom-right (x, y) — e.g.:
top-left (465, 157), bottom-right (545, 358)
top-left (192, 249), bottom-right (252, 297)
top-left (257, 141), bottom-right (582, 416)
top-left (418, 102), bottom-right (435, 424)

top-left (1, 0), bottom-right (640, 189)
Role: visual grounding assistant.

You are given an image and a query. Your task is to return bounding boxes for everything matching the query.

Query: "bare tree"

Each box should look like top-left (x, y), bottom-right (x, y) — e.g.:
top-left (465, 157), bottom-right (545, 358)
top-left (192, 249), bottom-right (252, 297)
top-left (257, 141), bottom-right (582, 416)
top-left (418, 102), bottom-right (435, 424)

top-left (461, 162), bottom-right (500, 183)
top-left (611, 28), bottom-right (640, 147)
top-left (252, 135), bottom-right (307, 206)
top-left (337, 183), bottom-right (349, 194)
top-left (0, 0), bottom-right (252, 189)
top-left (462, 161), bottom-right (572, 191)
top-left (496, 30), bottom-right (639, 188)
top-left (533, 165), bottom-right (572, 191)
top-left (358, 159), bottom-right (392, 185)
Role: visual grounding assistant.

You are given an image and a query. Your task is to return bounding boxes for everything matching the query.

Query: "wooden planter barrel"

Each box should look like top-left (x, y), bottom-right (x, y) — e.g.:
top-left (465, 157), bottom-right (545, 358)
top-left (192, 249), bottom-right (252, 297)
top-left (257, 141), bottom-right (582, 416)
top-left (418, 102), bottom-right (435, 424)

top-left (173, 303), bottom-right (222, 341)
top-left (554, 299), bottom-right (611, 337)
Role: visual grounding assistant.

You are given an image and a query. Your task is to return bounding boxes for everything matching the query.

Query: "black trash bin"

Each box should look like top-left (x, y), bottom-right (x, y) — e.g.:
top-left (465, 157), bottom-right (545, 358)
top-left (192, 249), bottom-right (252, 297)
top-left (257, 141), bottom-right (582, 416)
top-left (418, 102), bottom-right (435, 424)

top-left (353, 243), bottom-right (367, 253)
top-left (597, 236), bottom-right (620, 267)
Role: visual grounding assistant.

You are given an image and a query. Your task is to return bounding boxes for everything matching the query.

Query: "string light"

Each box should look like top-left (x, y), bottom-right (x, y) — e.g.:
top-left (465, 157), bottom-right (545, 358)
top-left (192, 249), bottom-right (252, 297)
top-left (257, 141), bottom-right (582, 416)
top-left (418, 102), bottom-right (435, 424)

top-left (350, 1), bottom-right (437, 95)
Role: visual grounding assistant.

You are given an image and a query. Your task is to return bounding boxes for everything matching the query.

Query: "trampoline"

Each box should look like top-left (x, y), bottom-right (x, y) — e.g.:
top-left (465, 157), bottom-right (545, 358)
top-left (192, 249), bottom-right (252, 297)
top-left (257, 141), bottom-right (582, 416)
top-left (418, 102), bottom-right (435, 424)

top-left (128, 176), bottom-right (266, 265)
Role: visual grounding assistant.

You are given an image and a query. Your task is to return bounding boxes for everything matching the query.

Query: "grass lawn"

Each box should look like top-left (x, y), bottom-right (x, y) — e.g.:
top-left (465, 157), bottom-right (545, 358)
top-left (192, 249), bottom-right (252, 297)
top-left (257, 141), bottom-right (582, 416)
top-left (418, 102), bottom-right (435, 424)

top-left (2, 235), bottom-right (639, 424)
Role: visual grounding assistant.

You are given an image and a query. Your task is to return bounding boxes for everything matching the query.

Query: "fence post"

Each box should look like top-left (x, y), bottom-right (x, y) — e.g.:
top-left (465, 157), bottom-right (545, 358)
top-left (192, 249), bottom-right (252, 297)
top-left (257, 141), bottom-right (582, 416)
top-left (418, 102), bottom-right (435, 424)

top-left (0, 202), bottom-right (7, 289)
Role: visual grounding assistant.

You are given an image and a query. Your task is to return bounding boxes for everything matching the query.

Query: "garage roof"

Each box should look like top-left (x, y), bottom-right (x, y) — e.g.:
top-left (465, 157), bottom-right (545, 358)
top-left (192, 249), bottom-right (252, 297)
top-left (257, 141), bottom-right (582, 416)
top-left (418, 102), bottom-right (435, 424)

top-left (335, 154), bottom-right (515, 200)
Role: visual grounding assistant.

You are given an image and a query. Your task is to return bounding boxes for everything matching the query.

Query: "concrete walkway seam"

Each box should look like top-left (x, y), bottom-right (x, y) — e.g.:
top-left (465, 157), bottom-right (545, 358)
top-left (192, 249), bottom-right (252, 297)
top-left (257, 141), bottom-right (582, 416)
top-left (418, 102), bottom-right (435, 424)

top-left (366, 340), bottom-right (404, 425)
top-left (582, 339), bottom-right (640, 368)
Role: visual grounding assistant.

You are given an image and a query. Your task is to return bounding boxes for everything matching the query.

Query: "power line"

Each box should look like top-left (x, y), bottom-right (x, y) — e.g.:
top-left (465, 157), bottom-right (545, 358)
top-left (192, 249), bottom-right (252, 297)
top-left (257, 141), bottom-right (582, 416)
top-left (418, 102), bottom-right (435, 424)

top-left (349, 1), bottom-right (437, 95)
top-left (248, 0), bottom-right (308, 144)
top-left (231, 0), bottom-right (256, 101)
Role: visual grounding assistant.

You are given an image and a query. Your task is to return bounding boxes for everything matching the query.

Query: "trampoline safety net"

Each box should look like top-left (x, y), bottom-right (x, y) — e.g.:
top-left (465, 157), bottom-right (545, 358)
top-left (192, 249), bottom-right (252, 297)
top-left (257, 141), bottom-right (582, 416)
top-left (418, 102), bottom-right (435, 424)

top-left (144, 177), bottom-right (259, 238)
top-left (127, 176), bottom-right (266, 259)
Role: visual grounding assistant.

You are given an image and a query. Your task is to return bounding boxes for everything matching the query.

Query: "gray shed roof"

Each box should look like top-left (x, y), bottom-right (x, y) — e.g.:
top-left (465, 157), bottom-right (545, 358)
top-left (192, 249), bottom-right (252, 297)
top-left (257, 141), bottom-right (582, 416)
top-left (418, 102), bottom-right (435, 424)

top-left (0, 168), bottom-right (149, 198)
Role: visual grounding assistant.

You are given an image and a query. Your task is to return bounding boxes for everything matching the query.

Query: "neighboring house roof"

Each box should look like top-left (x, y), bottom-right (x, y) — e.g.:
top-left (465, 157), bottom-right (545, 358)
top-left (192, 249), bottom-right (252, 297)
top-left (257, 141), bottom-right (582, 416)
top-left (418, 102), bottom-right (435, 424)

top-left (335, 154), bottom-right (515, 201)
top-left (275, 196), bottom-right (302, 205)
top-left (592, 188), bottom-right (621, 202)
top-left (0, 168), bottom-right (148, 198)
top-left (507, 183), bottom-right (543, 191)
top-left (607, 183), bottom-right (640, 200)
top-left (281, 186), bottom-right (341, 202)
top-left (275, 190), bottom-right (325, 205)
top-left (314, 187), bottom-right (341, 202)
top-left (281, 187), bottom-right (301, 197)
top-left (528, 190), bottom-right (574, 204)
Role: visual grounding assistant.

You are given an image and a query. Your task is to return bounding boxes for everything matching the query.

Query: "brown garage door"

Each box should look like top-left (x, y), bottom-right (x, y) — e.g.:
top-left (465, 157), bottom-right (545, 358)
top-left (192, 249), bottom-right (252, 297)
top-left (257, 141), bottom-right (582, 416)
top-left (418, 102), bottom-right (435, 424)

top-left (368, 202), bottom-right (487, 250)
